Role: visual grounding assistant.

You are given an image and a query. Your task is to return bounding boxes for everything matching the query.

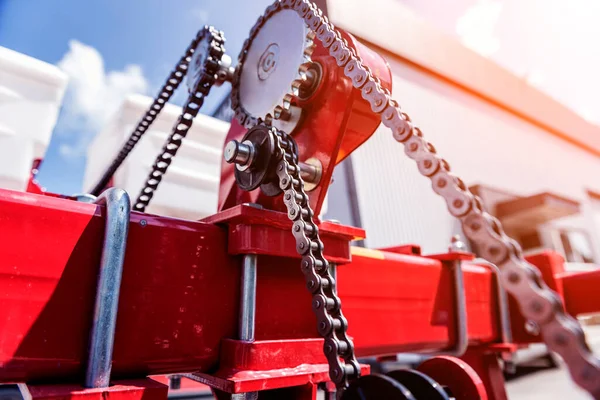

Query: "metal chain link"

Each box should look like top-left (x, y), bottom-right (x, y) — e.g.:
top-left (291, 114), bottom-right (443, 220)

top-left (89, 27), bottom-right (217, 197)
top-left (266, 0), bottom-right (600, 396)
top-left (270, 125), bottom-right (361, 390)
top-left (132, 27), bottom-right (225, 212)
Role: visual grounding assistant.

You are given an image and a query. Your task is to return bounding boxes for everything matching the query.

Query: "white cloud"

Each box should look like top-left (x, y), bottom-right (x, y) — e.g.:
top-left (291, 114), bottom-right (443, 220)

top-left (455, 0), bottom-right (503, 57)
top-left (57, 40), bottom-right (148, 159)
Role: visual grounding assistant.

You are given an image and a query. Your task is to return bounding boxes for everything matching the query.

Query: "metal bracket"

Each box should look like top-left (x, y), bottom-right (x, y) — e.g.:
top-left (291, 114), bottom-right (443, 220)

top-left (474, 258), bottom-right (513, 345)
top-left (406, 252), bottom-right (469, 358)
top-left (85, 188), bottom-right (131, 388)
top-left (439, 257), bottom-right (469, 357)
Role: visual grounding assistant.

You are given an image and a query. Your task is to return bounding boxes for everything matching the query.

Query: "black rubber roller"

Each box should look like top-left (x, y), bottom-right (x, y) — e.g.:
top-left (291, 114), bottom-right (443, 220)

top-left (387, 369), bottom-right (450, 400)
top-left (341, 374), bottom-right (417, 400)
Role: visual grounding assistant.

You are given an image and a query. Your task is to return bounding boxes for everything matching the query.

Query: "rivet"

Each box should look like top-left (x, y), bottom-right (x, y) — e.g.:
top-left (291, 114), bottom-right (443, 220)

top-left (488, 246), bottom-right (500, 256)
top-left (409, 142), bottom-right (418, 152)
top-left (508, 272), bottom-right (520, 284)
top-left (530, 301), bottom-right (543, 314)
top-left (554, 333), bottom-right (568, 346)
top-left (437, 179), bottom-right (447, 188)
top-left (453, 199), bottom-right (464, 209)
top-left (423, 160), bottom-right (432, 169)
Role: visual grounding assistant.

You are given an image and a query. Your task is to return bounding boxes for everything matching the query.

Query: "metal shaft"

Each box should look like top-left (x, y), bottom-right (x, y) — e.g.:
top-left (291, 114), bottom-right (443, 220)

top-left (224, 140), bottom-right (255, 167)
top-left (239, 254), bottom-right (257, 341)
top-left (224, 139), bottom-right (321, 184)
top-left (85, 188), bottom-right (131, 388)
top-left (299, 161), bottom-right (319, 183)
top-left (236, 254), bottom-right (258, 399)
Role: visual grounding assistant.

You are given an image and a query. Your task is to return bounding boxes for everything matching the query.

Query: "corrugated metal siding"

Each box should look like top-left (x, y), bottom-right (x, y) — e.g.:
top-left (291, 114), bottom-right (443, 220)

top-left (351, 54), bottom-right (600, 254)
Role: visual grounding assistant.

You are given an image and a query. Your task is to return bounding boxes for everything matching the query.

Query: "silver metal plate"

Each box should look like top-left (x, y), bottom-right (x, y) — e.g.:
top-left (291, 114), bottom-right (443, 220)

top-left (238, 8), bottom-right (310, 120)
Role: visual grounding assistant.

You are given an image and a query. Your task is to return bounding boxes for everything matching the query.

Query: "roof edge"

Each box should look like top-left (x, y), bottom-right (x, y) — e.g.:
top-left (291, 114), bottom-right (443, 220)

top-left (327, 0), bottom-right (600, 156)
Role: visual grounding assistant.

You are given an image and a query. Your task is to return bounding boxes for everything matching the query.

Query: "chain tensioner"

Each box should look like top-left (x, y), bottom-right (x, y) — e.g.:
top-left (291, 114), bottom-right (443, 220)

top-left (225, 124), bottom-right (361, 390)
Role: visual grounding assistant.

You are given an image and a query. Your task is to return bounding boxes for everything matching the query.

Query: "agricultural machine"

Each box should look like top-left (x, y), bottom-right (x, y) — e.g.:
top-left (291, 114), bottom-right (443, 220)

top-left (2, 1), bottom-right (600, 399)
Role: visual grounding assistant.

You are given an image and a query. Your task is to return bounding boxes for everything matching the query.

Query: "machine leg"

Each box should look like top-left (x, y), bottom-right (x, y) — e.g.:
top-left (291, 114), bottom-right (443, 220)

top-left (236, 254), bottom-right (259, 400)
top-left (461, 348), bottom-right (508, 400)
top-left (239, 254), bottom-right (257, 342)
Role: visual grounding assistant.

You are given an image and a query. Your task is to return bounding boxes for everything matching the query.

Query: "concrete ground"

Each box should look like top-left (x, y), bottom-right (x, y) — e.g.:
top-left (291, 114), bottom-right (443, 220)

top-left (506, 325), bottom-right (600, 400)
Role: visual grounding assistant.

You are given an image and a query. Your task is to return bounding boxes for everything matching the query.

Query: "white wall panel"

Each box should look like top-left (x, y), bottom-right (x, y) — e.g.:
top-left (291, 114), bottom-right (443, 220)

top-left (352, 54), bottom-right (600, 254)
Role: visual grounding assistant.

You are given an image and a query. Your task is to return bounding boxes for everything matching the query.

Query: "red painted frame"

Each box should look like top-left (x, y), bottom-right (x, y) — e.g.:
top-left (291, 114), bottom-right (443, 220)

top-left (1, 190), bottom-right (598, 398)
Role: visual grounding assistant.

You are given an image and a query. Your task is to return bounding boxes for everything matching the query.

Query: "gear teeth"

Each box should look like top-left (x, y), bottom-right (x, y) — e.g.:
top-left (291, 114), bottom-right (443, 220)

top-left (291, 62), bottom-right (315, 97)
top-left (291, 80), bottom-right (302, 98)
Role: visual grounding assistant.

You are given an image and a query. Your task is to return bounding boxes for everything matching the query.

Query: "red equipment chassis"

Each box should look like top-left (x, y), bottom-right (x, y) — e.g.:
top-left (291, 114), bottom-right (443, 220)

top-left (2, 188), bottom-right (598, 399)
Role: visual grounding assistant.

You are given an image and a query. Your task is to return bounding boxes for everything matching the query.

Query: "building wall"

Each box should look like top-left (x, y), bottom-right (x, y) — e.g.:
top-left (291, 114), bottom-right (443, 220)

top-left (348, 53), bottom-right (600, 256)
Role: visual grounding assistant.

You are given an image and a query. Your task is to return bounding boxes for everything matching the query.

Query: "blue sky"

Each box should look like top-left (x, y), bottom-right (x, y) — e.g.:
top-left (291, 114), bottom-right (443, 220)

top-left (0, 0), bottom-right (272, 194)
